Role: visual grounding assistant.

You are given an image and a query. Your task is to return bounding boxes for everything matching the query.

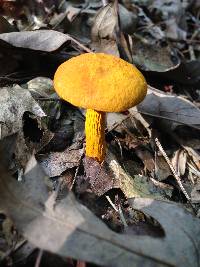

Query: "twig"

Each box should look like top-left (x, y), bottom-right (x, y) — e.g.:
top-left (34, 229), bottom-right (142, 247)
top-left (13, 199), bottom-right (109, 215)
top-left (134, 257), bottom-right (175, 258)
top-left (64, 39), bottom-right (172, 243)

top-left (150, 177), bottom-right (174, 190)
top-left (101, 0), bottom-right (108, 6)
top-left (155, 138), bottom-right (197, 214)
top-left (34, 249), bottom-right (43, 267)
top-left (69, 35), bottom-right (93, 53)
top-left (118, 204), bottom-right (128, 227)
top-left (155, 138), bottom-right (190, 201)
top-left (115, 137), bottom-right (123, 159)
top-left (105, 195), bottom-right (128, 227)
top-left (188, 45), bottom-right (196, 60)
top-left (106, 195), bottom-right (118, 211)
top-left (70, 162), bottom-right (81, 191)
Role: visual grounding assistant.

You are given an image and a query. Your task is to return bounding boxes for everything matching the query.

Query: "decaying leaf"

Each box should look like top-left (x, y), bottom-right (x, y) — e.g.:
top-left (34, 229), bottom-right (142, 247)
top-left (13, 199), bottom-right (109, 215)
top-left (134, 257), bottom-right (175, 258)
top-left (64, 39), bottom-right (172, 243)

top-left (91, 3), bottom-right (119, 56)
top-left (106, 108), bottom-right (151, 136)
top-left (135, 148), bottom-right (155, 172)
top-left (0, 157), bottom-right (199, 267)
top-left (155, 156), bottom-right (172, 181)
top-left (15, 131), bottom-right (33, 169)
top-left (136, 86), bottom-right (200, 130)
top-left (106, 112), bottom-right (127, 131)
top-left (171, 149), bottom-right (187, 176)
top-left (0, 84), bottom-right (45, 139)
top-left (92, 3), bottom-right (137, 40)
top-left (131, 36), bottom-right (180, 72)
top-left (135, 146), bottom-right (174, 182)
top-left (91, 3), bottom-right (133, 60)
top-left (81, 152), bottom-right (172, 199)
top-left (37, 146), bottom-right (84, 177)
top-left (106, 84), bottom-right (200, 137)
top-left (108, 152), bottom-right (172, 199)
top-left (129, 197), bottom-right (200, 267)
top-left (149, 0), bottom-right (187, 40)
top-left (0, 30), bottom-right (72, 52)
top-left (107, 85), bottom-right (200, 135)
top-left (26, 77), bottom-right (54, 98)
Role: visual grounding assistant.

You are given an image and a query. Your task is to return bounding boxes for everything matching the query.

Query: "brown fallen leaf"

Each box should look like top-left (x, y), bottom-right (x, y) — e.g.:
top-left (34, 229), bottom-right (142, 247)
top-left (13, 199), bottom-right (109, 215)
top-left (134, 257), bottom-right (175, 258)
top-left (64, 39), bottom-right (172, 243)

top-left (136, 86), bottom-right (200, 131)
top-left (135, 148), bottom-right (155, 172)
top-left (155, 156), bottom-right (172, 181)
top-left (37, 146), bottom-right (84, 177)
top-left (0, 156), bottom-right (199, 267)
top-left (0, 30), bottom-right (72, 52)
top-left (171, 149), bottom-right (187, 176)
top-left (0, 84), bottom-right (45, 140)
top-left (80, 152), bottom-right (172, 199)
top-left (149, 0), bottom-right (187, 40)
top-left (91, 3), bottom-right (132, 61)
top-left (131, 36), bottom-right (180, 72)
top-left (0, 29), bottom-right (91, 57)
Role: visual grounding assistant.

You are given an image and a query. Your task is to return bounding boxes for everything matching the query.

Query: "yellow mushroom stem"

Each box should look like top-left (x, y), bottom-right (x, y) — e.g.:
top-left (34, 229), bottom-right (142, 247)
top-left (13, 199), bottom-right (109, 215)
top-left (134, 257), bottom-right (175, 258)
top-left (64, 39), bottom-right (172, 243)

top-left (85, 109), bottom-right (106, 163)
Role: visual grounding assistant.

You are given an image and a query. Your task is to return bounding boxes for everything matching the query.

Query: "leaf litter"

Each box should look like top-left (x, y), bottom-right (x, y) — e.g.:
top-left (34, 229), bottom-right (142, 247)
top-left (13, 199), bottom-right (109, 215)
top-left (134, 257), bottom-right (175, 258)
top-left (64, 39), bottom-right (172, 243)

top-left (0, 147), bottom-right (200, 267)
top-left (0, 0), bottom-right (200, 267)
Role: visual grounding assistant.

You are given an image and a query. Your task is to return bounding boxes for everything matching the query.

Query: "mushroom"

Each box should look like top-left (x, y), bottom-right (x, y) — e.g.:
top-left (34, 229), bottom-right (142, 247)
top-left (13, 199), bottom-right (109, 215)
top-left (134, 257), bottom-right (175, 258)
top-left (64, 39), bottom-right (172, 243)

top-left (54, 53), bottom-right (147, 163)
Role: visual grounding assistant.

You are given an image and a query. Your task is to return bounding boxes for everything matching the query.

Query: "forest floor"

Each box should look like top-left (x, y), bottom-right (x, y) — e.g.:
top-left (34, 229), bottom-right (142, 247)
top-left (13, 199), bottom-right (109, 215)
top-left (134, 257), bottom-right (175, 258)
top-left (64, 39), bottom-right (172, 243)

top-left (0, 1), bottom-right (200, 267)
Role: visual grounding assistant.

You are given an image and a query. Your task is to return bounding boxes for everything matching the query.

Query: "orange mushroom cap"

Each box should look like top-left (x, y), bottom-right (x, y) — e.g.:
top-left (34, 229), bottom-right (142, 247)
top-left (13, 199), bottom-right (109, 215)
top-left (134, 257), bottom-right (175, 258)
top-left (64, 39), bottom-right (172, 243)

top-left (54, 53), bottom-right (147, 112)
top-left (54, 53), bottom-right (147, 162)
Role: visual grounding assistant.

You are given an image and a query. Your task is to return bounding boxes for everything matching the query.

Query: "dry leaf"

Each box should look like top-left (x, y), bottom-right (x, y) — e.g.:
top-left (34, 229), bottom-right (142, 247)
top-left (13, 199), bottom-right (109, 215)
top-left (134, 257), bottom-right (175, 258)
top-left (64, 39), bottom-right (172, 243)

top-left (171, 149), bottom-right (187, 176)
top-left (155, 156), bottom-right (172, 181)
top-left (37, 146), bottom-right (84, 177)
top-left (83, 151), bottom-right (172, 198)
top-left (149, 0), bottom-right (187, 40)
top-left (136, 86), bottom-right (200, 131)
top-left (26, 77), bottom-right (54, 98)
top-left (0, 84), bottom-right (45, 139)
top-left (129, 197), bottom-right (200, 267)
top-left (91, 3), bottom-right (133, 59)
top-left (91, 3), bottom-right (119, 56)
top-left (0, 30), bottom-right (72, 52)
top-left (0, 159), bottom-right (199, 267)
top-left (131, 36), bottom-right (180, 72)
top-left (107, 153), bottom-right (172, 199)
top-left (135, 149), bottom-right (155, 172)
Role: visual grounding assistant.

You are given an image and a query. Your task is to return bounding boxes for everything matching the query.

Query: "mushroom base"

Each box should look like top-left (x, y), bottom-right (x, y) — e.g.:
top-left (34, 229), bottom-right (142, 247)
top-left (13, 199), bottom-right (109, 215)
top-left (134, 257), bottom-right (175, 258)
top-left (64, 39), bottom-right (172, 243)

top-left (85, 109), bottom-right (106, 163)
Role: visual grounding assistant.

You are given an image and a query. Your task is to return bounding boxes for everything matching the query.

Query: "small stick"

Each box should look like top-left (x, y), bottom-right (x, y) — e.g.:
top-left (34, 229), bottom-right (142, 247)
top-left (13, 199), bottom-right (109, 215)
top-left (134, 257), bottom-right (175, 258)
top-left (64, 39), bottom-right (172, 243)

top-left (34, 249), bottom-right (43, 267)
top-left (118, 204), bottom-right (128, 227)
top-left (70, 163), bottom-right (81, 191)
top-left (106, 195), bottom-right (128, 227)
top-left (101, 0), bottom-right (108, 6)
top-left (106, 195), bottom-right (118, 211)
top-left (155, 138), bottom-right (191, 201)
top-left (69, 36), bottom-right (93, 53)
